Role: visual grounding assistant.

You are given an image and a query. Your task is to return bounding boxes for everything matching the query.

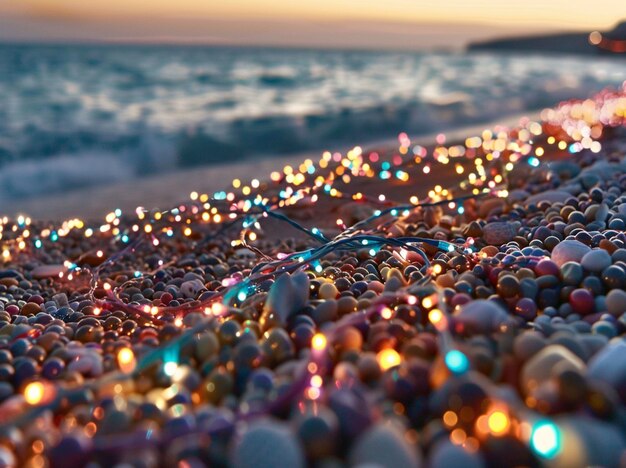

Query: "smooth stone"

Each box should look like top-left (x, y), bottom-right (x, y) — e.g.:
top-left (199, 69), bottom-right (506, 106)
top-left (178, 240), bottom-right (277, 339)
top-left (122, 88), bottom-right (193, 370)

top-left (349, 424), bottom-right (422, 468)
top-left (483, 222), bottom-right (516, 245)
top-left (521, 345), bottom-right (585, 395)
top-left (605, 289), bottom-right (626, 316)
top-left (180, 279), bottom-right (205, 299)
top-left (318, 283), bottom-right (338, 300)
top-left (428, 439), bottom-right (485, 468)
top-left (311, 300), bottom-right (337, 325)
top-left (233, 420), bottom-right (305, 468)
top-left (560, 262), bottom-right (584, 286)
top-left (455, 300), bottom-right (512, 334)
top-left (513, 331), bottom-right (546, 362)
top-left (559, 416), bottom-right (626, 467)
top-left (520, 278), bottom-right (539, 300)
top-left (31, 264), bottom-right (67, 279)
top-left (587, 342), bottom-right (626, 402)
top-left (525, 190), bottom-right (571, 206)
top-left (569, 289), bottom-right (595, 315)
top-left (260, 272), bottom-right (309, 329)
top-left (548, 161), bottom-right (580, 179)
top-left (551, 240), bottom-right (591, 267)
top-left (581, 249), bottom-right (612, 273)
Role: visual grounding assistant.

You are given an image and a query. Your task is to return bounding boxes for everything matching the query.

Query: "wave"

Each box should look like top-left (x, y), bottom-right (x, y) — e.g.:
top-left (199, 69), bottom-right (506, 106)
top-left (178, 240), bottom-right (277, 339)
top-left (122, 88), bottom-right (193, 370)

top-left (1, 45), bottom-right (625, 201)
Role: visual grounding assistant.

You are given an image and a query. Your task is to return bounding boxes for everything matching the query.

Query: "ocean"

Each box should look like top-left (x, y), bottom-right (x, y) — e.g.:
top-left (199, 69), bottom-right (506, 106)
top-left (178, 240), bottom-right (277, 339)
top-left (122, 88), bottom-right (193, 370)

top-left (0, 43), bottom-right (624, 202)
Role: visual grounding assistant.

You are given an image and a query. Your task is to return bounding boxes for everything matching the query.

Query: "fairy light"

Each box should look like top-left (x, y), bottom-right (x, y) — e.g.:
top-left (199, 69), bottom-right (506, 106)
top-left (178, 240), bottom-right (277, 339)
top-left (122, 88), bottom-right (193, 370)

top-left (377, 348), bottom-right (401, 371)
top-left (530, 421), bottom-right (561, 459)
top-left (23, 382), bottom-right (45, 405)
top-left (0, 86), bottom-right (623, 464)
top-left (117, 348), bottom-right (136, 374)
top-left (311, 333), bottom-right (327, 351)
top-left (445, 350), bottom-right (469, 375)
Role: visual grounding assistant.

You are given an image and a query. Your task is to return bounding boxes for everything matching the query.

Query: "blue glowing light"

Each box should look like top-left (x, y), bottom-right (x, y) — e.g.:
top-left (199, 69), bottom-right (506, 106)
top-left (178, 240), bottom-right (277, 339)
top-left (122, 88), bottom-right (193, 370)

top-left (237, 290), bottom-right (247, 302)
top-left (34, 240), bottom-right (42, 249)
top-left (134, 271), bottom-right (142, 278)
top-left (530, 421), bottom-right (561, 459)
top-left (121, 235), bottom-right (130, 243)
top-left (528, 157), bottom-right (540, 167)
top-left (50, 232), bottom-right (58, 242)
top-left (445, 350), bottom-right (469, 375)
top-left (114, 208), bottom-right (122, 217)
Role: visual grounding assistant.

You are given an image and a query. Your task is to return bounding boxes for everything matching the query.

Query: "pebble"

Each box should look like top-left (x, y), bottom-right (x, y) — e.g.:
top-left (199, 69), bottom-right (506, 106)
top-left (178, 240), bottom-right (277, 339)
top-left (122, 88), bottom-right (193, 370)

top-left (587, 342), bottom-right (626, 402)
top-left (349, 424), bottom-right (422, 468)
top-left (482, 222), bottom-right (516, 245)
top-left (580, 249), bottom-right (612, 273)
top-left (605, 289), bottom-right (626, 316)
top-left (521, 345), bottom-right (585, 395)
top-left (455, 300), bottom-right (512, 334)
top-left (260, 272), bottom-right (309, 328)
top-left (232, 420), bottom-right (305, 468)
top-left (550, 239), bottom-right (591, 267)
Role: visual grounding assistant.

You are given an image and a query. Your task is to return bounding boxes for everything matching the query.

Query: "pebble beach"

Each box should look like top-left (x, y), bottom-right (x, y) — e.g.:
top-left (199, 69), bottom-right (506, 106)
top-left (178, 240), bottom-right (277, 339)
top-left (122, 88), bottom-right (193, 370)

top-left (0, 86), bottom-right (625, 468)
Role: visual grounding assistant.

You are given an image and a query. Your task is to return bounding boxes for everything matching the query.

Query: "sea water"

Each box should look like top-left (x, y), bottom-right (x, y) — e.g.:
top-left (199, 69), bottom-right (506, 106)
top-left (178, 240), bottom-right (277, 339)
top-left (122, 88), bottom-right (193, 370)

top-left (0, 43), bottom-right (624, 201)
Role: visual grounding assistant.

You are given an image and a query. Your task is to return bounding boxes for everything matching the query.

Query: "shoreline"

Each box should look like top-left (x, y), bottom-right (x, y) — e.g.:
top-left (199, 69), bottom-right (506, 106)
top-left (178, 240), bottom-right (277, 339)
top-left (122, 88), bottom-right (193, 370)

top-left (3, 112), bottom-right (537, 221)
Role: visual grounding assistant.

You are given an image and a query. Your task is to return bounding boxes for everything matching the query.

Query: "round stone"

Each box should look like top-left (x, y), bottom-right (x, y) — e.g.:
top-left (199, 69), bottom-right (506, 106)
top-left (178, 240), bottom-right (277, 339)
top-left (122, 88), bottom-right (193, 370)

top-left (569, 289), bottom-right (595, 315)
top-left (515, 298), bottom-right (537, 321)
top-left (581, 249), bottom-right (612, 273)
top-left (455, 300), bottom-right (511, 334)
top-left (550, 240), bottom-right (591, 267)
top-left (233, 420), bottom-right (305, 468)
top-left (349, 424), bottom-right (422, 468)
top-left (560, 262), bottom-right (583, 286)
top-left (605, 289), bottom-right (626, 316)
top-left (318, 283), bottom-right (338, 300)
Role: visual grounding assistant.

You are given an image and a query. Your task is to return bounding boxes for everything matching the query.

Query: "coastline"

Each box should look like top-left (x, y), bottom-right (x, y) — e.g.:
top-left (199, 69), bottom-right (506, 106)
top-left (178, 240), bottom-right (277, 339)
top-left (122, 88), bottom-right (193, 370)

top-left (3, 112), bottom-right (537, 221)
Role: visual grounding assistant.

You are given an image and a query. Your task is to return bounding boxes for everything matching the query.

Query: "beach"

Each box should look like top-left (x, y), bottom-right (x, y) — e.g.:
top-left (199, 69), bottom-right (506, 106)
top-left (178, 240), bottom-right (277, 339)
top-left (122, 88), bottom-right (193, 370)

top-left (5, 114), bottom-right (537, 221)
top-left (0, 79), bottom-right (625, 468)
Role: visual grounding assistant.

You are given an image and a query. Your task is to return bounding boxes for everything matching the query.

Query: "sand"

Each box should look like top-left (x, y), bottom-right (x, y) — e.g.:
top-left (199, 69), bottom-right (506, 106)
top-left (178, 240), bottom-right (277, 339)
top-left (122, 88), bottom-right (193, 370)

top-left (3, 113), bottom-right (536, 221)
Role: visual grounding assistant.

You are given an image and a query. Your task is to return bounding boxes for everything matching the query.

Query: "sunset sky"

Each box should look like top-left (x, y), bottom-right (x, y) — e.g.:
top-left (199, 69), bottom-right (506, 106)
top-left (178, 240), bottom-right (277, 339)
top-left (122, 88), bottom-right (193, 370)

top-left (1, 0), bottom-right (625, 49)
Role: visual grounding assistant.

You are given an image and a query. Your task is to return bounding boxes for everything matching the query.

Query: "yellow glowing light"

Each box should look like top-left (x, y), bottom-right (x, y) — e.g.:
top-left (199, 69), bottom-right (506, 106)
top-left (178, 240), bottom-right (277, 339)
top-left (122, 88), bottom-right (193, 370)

top-left (488, 410), bottom-right (510, 435)
top-left (429, 308), bottom-right (443, 324)
top-left (312, 333), bottom-right (327, 350)
top-left (184, 227), bottom-right (192, 236)
top-left (310, 375), bottom-right (323, 388)
top-left (117, 347), bottom-right (136, 373)
top-left (380, 307), bottom-right (394, 320)
top-left (377, 348), bottom-right (401, 371)
top-left (432, 264), bottom-right (443, 275)
top-left (24, 382), bottom-right (45, 405)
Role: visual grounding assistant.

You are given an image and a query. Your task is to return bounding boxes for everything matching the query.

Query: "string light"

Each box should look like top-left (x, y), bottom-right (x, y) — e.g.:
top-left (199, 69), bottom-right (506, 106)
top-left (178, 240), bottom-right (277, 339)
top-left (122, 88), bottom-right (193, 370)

top-left (23, 382), bottom-right (45, 405)
top-left (377, 348), bottom-right (401, 371)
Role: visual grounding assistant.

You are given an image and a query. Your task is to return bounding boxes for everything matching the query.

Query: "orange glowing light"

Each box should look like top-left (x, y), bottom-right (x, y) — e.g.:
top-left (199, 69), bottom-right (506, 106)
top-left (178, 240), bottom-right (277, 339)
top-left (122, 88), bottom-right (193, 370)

top-left (377, 348), bottom-right (401, 371)
top-left (24, 382), bottom-right (45, 405)
top-left (312, 333), bottom-right (327, 350)
top-left (487, 410), bottom-right (510, 436)
top-left (117, 347), bottom-right (136, 373)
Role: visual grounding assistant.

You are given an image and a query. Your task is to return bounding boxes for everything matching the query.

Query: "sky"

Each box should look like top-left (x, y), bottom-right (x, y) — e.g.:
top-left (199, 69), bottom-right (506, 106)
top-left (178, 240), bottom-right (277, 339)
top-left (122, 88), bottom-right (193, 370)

top-left (1, 0), bottom-right (625, 50)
